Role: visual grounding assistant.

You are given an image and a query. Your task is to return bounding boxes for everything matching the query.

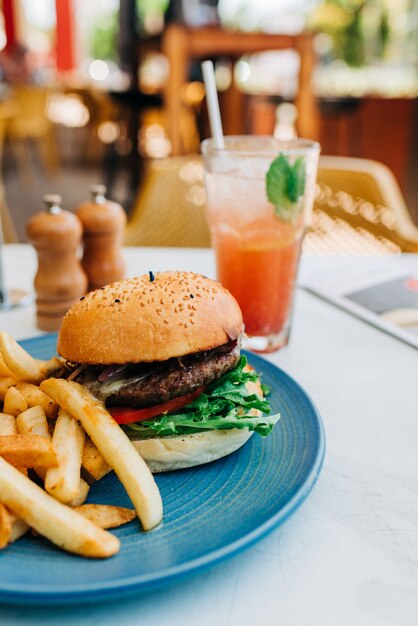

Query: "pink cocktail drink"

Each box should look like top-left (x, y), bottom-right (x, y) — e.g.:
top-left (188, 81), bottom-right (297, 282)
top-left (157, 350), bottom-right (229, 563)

top-left (202, 137), bottom-right (319, 352)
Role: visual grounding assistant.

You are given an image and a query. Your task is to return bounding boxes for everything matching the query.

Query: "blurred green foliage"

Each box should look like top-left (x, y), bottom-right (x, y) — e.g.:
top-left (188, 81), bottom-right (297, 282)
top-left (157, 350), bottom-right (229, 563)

top-left (91, 11), bottom-right (118, 60)
top-left (90, 0), bottom-right (170, 61)
top-left (312, 0), bottom-right (390, 66)
top-left (136, 0), bottom-right (169, 28)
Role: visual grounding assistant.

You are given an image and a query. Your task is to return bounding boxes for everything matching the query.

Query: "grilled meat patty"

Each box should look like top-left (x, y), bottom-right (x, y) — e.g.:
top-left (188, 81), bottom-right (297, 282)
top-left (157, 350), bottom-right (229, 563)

top-left (74, 340), bottom-right (240, 408)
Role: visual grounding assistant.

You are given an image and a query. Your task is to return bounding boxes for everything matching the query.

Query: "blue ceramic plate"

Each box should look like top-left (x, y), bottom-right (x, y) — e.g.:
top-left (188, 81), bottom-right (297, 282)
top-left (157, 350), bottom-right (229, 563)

top-left (0, 334), bottom-right (325, 605)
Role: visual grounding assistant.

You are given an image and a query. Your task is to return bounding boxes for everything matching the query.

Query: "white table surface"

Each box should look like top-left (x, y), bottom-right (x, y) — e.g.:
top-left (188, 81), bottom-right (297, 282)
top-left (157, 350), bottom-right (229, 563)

top-left (1, 245), bottom-right (417, 626)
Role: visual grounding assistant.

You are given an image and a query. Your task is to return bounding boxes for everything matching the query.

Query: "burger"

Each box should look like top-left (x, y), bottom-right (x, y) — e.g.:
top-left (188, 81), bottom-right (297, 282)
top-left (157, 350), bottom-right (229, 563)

top-left (57, 271), bottom-right (280, 471)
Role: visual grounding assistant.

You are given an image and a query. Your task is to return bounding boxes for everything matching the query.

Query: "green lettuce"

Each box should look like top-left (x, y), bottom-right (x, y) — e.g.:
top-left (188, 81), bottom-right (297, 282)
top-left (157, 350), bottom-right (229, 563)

top-left (123, 356), bottom-right (280, 438)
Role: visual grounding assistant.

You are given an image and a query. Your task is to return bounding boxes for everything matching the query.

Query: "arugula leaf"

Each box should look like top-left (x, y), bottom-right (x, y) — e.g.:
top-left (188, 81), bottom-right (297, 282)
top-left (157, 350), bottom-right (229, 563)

top-left (261, 383), bottom-right (271, 396)
top-left (122, 356), bottom-right (280, 439)
top-left (266, 153), bottom-right (306, 222)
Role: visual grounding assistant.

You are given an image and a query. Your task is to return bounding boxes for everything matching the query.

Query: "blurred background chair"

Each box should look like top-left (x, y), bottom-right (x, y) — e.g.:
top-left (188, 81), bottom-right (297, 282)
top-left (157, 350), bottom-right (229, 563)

top-left (305, 156), bottom-right (418, 254)
top-left (125, 154), bottom-right (418, 254)
top-left (0, 100), bottom-right (18, 242)
top-left (58, 86), bottom-right (118, 165)
top-left (124, 156), bottom-right (210, 247)
top-left (6, 86), bottom-right (59, 185)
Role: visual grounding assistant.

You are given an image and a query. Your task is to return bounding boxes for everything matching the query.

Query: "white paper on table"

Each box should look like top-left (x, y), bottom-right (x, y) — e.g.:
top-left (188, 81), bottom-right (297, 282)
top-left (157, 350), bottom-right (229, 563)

top-left (299, 257), bottom-right (418, 349)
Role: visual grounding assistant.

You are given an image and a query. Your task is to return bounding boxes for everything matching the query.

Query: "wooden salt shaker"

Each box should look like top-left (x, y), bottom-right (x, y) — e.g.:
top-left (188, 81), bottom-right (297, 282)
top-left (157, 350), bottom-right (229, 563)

top-left (26, 194), bottom-right (88, 332)
top-left (75, 184), bottom-right (126, 290)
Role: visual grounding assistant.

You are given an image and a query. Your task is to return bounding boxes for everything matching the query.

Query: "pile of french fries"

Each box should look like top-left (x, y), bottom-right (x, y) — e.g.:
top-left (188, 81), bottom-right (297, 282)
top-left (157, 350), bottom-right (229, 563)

top-left (0, 331), bottom-right (163, 558)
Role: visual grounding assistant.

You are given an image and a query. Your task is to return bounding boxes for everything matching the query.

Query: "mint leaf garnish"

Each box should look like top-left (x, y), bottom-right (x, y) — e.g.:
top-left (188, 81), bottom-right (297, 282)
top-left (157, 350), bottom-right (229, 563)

top-left (266, 154), bottom-right (291, 208)
top-left (287, 156), bottom-right (306, 202)
top-left (266, 153), bottom-right (306, 222)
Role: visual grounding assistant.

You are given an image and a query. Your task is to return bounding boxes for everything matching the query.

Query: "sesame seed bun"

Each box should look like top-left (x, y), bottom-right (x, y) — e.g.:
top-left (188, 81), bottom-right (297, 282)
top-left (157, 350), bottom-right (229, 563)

top-left (57, 271), bottom-right (243, 364)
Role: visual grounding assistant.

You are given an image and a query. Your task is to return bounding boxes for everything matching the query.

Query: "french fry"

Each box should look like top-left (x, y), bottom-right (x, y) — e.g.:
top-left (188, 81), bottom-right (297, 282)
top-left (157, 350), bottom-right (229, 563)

top-left (0, 434), bottom-right (57, 468)
top-left (0, 377), bottom-right (18, 401)
top-left (0, 412), bottom-right (17, 435)
top-left (74, 504), bottom-right (136, 529)
top-left (16, 405), bottom-right (50, 438)
top-left (3, 387), bottom-right (27, 417)
top-left (0, 505), bottom-right (28, 548)
top-left (18, 406), bottom-right (89, 503)
top-left (82, 436), bottom-right (111, 482)
top-left (41, 379), bottom-right (163, 531)
top-left (0, 414), bottom-right (27, 476)
top-left (0, 457), bottom-right (120, 558)
top-left (0, 502), bottom-right (12, 548)
top-left (8, 511), bottom-right (29, 543)
top-left (67, 478), bottom-right (90, 507)
top-left (16, 406), bottom-right (51, 479)
top-left (15, 383), bottom-right (58, 419)
top-left (45, 408), bottom-right (85, 504)
top-left (0, 332), bottom-right (46, 384)
top-left (0, 353), bottom-right (13, 377)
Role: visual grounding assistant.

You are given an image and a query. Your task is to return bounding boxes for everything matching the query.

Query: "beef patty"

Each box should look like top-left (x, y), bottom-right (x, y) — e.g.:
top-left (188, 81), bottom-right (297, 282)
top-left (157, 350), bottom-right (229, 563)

top-left (75, 340), bottom-right (240, 408)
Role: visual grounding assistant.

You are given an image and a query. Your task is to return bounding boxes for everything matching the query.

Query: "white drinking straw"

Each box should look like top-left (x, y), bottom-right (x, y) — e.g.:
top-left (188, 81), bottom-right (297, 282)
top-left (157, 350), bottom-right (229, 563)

top-left (201, 60), bottom-right (225, 150)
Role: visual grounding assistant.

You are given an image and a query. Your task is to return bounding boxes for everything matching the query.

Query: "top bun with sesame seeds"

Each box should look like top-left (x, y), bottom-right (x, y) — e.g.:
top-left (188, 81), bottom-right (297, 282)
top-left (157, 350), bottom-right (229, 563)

top-left (57, 271), bottom-right (243, 365)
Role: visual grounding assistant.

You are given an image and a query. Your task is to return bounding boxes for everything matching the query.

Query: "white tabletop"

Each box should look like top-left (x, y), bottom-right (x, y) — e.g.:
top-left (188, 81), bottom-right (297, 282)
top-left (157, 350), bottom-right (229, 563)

top-left (1, 245), bottom-right (417, 626)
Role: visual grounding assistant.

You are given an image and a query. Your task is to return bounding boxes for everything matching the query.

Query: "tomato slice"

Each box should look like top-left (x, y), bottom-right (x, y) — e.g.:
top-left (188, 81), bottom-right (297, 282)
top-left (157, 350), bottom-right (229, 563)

top-left (109, 387), bottom-right (204, 425)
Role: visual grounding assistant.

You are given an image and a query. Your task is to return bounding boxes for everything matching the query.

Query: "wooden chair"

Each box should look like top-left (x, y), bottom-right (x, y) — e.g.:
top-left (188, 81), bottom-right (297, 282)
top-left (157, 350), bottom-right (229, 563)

top-left (162, 25), bottom-right (319, 155)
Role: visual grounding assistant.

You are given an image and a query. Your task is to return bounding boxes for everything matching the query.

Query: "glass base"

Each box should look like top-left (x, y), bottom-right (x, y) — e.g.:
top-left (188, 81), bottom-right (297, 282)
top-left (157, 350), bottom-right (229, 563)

top-left (0, 289), bottom-right (33, 310)
top-left (242, 328), bottom-right (290, 354)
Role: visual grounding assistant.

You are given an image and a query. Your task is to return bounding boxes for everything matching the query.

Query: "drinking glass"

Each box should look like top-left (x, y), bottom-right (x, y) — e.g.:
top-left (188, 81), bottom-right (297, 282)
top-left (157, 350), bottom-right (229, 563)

top-left (202, 136), bottom-right (320, 353)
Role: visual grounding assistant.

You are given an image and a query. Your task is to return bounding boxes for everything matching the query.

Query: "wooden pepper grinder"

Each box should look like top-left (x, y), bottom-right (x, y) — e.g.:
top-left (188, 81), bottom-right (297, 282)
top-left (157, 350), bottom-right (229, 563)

top-left (75, 184), bottom-right (126, 290)
top-left (26, 194), bottom-right (88, 332)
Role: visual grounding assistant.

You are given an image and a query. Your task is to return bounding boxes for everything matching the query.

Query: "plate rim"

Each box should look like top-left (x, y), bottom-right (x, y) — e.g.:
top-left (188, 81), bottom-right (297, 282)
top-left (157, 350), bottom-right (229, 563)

top-left (0, 339), bottom-right (326, 605)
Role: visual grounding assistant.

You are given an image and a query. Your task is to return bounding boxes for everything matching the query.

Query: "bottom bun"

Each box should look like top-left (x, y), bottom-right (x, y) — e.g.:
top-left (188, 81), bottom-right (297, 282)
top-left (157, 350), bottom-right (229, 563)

top-left (129, 429), bottom-right (253, 472)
